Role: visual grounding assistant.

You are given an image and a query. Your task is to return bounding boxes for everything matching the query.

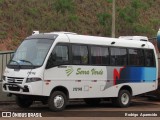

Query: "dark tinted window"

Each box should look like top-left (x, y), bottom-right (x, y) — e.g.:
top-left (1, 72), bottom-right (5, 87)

top-left (128, 49), bottom-right (144, 66)
top-left (145, 49), bottom-right (155, 67)
top-left (91, 46), bottom-right (109, 65)
top-left (54, 45), bottom-right (69, 62)
top-left (72, 45), bottom-right (88, 64)
top-left (110, 47), bottom-right (127, 66)
top-left (46, 45), bottom-right (69, 68)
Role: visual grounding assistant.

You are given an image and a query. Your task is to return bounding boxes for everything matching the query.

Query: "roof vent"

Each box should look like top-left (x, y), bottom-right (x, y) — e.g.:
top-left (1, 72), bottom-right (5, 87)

top-left (32, 31), bottom-right (39, 35)
top-left (119, 36), bottom-right (148, 41)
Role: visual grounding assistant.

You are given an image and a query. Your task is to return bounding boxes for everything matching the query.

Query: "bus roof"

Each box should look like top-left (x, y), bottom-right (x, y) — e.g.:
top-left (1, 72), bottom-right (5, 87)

top-left (29, 31), bottom-right (155, 49)
top-left (66, 34), bottom-right (154, 49)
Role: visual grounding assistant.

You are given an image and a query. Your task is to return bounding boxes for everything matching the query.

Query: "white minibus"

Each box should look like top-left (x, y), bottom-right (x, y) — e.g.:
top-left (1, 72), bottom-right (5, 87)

top-left (2, 32), bottom-right (158, 111)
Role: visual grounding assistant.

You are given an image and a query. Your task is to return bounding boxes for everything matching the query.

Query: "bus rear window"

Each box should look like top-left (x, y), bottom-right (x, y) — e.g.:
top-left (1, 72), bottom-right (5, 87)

top-left (145, 49), bottom-right (155, 67)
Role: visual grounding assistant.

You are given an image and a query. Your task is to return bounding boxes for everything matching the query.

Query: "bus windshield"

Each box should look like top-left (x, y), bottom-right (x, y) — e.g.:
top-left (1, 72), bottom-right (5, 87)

top-left (8, 39), bottom-right (54, 69)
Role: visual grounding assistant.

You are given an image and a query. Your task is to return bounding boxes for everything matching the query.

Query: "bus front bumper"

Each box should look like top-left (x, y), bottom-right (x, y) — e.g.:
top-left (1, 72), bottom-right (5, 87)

top-left (3, 83), bottom-right (29, 93)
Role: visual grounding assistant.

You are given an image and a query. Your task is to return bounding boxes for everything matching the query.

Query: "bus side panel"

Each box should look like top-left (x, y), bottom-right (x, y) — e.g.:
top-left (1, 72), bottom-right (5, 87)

top-left (43, 65), bottom-right (157, 98)
top-left (43, 65), bottom-right (108, 98)
top-left (107, 66), bottom-right (157, 96)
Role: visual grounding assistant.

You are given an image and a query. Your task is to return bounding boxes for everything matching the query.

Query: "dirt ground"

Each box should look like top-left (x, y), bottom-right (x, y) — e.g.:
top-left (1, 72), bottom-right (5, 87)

top-left (0, 97), bottom-right (160, 119)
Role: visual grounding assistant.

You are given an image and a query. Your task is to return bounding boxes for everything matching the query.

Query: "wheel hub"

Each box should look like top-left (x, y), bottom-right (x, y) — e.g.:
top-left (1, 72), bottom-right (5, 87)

top-left (54, 95), bottom-right (64, 108)
top-left (121, 93), bottom-right (129, 105)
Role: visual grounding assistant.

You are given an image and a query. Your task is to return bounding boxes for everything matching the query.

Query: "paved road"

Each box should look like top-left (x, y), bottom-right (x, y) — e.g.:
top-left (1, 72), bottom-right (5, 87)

top-left (0, 97), bottom-right (160, 119)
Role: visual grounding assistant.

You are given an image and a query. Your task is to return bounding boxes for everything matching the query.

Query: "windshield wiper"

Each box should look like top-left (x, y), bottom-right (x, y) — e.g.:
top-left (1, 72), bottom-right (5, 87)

top-left (10, 60), bottom-right (21, 69)
top-left (19, 59), bottom-right (34, 68)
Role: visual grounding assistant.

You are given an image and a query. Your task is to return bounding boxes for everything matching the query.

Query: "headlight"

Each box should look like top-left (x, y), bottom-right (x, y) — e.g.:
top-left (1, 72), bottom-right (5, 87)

top-left (26, 77), bottom-right (42, 83)
top-left (2, 76), bottom-right (6, 81)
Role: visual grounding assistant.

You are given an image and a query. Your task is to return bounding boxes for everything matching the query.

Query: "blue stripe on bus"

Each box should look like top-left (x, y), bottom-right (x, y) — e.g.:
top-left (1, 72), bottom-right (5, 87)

top-left (115, 67), bottom-right (156, 84)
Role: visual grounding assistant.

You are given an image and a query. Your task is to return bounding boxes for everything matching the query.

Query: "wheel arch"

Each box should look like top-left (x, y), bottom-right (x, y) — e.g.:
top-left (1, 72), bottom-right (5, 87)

top-left (50, 86), bottom-right (69, 99)
top-left (119, 85), bottom-right (133, 96)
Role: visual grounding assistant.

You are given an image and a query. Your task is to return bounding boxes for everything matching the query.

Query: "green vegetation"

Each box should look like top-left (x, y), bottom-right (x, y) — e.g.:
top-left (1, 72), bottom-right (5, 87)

top-left (53, 0), bottom-right (75, 14)
top-left (116, 0), bottom-right (159, 36)
top-left (0, 0), bottom-right (159, 50)
top-left (97, 13), bottom-right (112, 36)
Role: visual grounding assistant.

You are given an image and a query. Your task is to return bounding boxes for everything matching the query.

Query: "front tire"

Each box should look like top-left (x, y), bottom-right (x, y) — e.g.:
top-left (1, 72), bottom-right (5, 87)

top-left (48, 91), bottom-right (67, 112)
top-left (112, 90), bottom-right (131, 107)
top-left (16, 96), bottom-right (33, 108)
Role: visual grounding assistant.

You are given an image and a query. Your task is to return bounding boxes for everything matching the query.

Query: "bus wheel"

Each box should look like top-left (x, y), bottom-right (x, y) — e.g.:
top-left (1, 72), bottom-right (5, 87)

top-left (48, 91), bottom-right (67, 112)
top-left (112, 90), bottom-right (131, 107)
top-left (16, 96), bottom-right (33, 108)
top-left (84, 98), bottom-right (101, 106)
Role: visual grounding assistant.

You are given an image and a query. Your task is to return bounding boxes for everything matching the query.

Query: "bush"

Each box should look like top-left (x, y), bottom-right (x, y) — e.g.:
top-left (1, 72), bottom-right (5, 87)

top-left (0, 31), bottom-right (7, 39)
top-left (68, 14), bottom-right (79, 23)
top-left (24, 7), bottom-right (39, 18)
top-left (97, 13), bottom-right (111, 26)
top-left (53, 0), bottom-right (75, 14)
top-left (97, 13), bottom-right (111, 35)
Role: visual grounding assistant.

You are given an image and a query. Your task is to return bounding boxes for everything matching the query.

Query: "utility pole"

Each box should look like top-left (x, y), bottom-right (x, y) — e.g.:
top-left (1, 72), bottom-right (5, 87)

top-left (111, 0), bottom-right (115, 38)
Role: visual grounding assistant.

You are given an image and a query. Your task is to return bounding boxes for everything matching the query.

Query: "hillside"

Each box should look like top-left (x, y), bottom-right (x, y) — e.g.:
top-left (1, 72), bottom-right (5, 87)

top-left (0, 0), bottom-right (160, 50)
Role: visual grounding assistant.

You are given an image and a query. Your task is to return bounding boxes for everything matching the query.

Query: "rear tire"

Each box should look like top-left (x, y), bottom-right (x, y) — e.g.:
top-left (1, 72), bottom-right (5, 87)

top-left (84, 98), bottom-right (101, 106)
top-left (112, 90), bottom-right (131, 107)
top-left (48, 91), bottom-right (67, 112)
top-left (16, 96), bottom-right (33, 108)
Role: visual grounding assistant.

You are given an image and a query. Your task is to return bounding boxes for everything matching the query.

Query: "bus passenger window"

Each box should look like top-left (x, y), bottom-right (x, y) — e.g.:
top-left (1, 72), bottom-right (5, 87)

top-left (91, 46), bottom-right (109, 65)
top-left (128, 49), bottom-right (144, 66)
top-left (72, 45), bottom-right (88, 65)
top-left (110, 47), bottom-right (127, 66)
top-left (145, 49), bottom-right (155, 67)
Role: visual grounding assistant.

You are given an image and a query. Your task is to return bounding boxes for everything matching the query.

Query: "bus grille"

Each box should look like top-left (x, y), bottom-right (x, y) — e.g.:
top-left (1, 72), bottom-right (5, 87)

top-left (7, 77), bottom-right (24, 84)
